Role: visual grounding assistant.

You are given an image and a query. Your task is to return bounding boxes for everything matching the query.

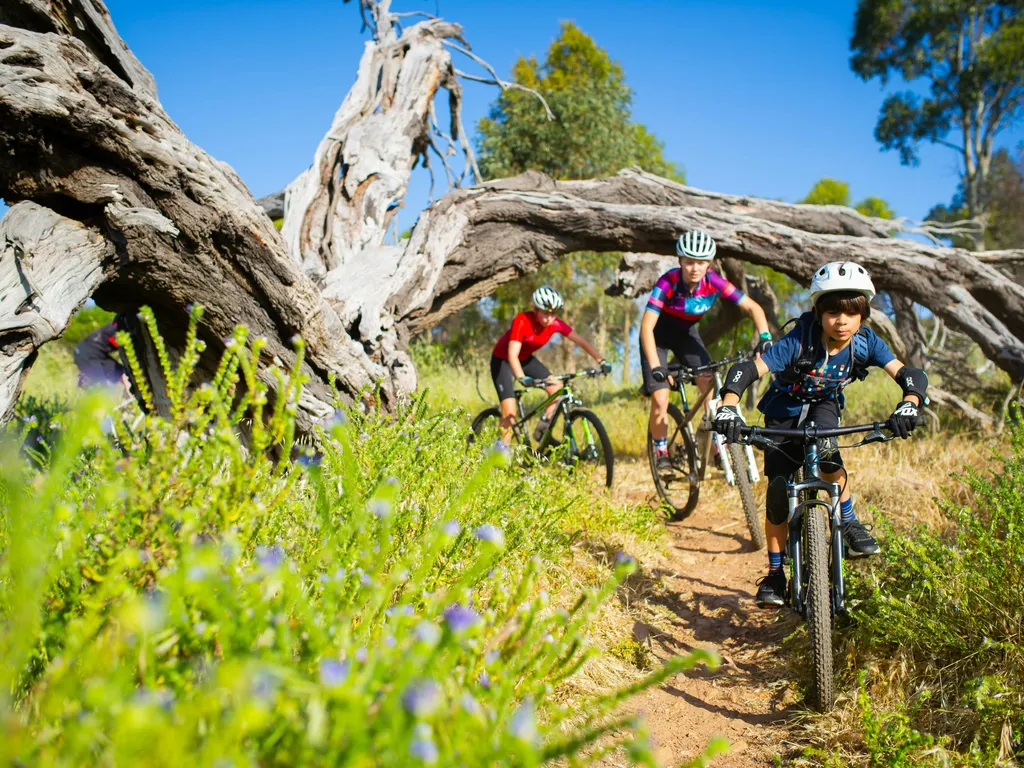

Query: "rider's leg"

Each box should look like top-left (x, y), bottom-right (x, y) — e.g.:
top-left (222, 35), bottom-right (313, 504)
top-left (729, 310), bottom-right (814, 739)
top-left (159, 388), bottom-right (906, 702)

top-left (757, 424), bottom-right (802, 607)
top-left (640, 344), bottom-right (671, 441)
top-left (521, 358), bottom-right (558, 421)
top-left (498, 397), bottom-right (518, 445)
top-left (680, 326), bottom-right (714, 413)
top-left (823, 457), bottom-right (879, 556)
top-left (648, 388), bottom-right (670, 440)
top-left (490, 355), bottom-right (520, 445)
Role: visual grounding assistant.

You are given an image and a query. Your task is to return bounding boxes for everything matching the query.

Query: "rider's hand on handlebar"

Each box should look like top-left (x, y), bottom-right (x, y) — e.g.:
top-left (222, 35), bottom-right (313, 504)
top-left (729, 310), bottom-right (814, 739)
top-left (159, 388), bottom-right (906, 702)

top-left (599, 359), bottom-right (613, 375)
top-left (754, 333), bottom-right (773, 357)
top-left (651, 365), bottom-right (668, 383)
top-left (888, 400), bottom-right (919, 439)
top-left (712, 404), bottom-right (745, 443)
top-left (518, 376), bottom-right (538, 388)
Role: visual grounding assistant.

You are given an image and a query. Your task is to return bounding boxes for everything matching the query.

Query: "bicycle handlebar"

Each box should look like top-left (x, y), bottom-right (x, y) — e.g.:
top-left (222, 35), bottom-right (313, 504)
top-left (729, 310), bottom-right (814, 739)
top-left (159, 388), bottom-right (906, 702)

top-left (737, 421), bottom-right (897, 450)
top-left (522, 367), bottom-right (610, 387)
top-left (667, 352), bottom-right (750, 377)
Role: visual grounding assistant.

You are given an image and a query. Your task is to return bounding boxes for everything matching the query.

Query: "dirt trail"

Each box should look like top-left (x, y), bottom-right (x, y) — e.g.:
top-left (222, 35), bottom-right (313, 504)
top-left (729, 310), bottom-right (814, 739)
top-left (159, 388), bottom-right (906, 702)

top-left (604, 460), bottom-right (805, 767)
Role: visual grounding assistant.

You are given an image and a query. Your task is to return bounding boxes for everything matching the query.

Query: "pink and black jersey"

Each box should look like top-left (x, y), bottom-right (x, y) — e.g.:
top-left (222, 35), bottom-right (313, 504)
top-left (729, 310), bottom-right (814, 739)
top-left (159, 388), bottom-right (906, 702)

top-left (645, 268), bottom-right (745, 328)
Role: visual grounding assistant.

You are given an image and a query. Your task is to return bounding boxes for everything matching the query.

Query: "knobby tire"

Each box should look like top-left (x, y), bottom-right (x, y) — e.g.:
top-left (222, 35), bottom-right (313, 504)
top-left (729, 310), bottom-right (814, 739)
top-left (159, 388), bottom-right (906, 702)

top-left (551, 407), bottom-right (614, 488)
top-left (649, 403), bottom-right (699, 520)
top-left (727, 442), bottom-right (766, 550)
top-left (805, 504), bottom-right (835, 711)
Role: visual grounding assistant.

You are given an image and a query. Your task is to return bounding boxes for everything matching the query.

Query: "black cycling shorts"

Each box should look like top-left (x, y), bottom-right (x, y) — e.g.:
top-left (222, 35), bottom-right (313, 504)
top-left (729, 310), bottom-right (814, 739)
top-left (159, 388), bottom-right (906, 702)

top-left (763, 399), bottom-right (845, 482)
top-left (639, 321), bottom-right (712, 395)
top-left (490, 355), bottom-right (551, 402)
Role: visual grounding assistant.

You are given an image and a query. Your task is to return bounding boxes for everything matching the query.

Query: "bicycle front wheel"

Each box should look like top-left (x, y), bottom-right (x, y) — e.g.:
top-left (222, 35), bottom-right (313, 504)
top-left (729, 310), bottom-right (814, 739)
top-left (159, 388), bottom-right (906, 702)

top-left (727, 442), bottom-right (766, 550)
top-left (470, 407), bottom-right (522, 447)
top-left (805, 504), bottom-right (835, 711)
top-left (549, 408), bottom-right (614, 488)
top-left (649, 403), bottom-right (699, 521)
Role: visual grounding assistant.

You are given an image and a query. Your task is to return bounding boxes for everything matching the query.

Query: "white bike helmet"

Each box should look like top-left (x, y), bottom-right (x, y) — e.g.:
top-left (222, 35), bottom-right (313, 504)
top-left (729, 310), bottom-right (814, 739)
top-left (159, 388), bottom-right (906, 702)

top-left (808, 261), bottom-right (876, 306)
top-left (676, 229), bottom-right (717, 260)
top-left (532, 285), bottom-right (564, 311)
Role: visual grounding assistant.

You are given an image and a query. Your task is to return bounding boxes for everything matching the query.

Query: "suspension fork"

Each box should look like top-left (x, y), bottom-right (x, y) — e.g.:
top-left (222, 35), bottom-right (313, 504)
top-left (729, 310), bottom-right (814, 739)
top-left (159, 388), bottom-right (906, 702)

top-left (708, 370), bottom-right (736, 485)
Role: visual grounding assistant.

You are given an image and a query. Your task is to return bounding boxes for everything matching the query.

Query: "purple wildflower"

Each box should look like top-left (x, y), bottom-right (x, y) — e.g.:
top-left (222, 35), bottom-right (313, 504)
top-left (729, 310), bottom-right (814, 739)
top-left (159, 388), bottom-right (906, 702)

top-left (402, 680), bottom-right (441, 718)
top-left (443, 604), bottom-right (480, 634)
top-left (255, 545), bottom-right (285, 571)
top-left (509, 698), bottom-right (538, 744)
top-left (477, 670), bottom-right (492, 689)
top-left (474, 524), bottom-right (505, 547)
top-left (414, 621), bottom-right (440, 646)
top-left (615, 551), bottom-right (637, 569)
top-left (369, 498), bottom-right (392, 518)
top-left (460, 692), bottom-right (482, 717)
top-left (443, 520), bottom-right (461, 537)
top-left (318, 658), bottom-right (350, 688)
top-left (409, 728), bottom-right (439, 764)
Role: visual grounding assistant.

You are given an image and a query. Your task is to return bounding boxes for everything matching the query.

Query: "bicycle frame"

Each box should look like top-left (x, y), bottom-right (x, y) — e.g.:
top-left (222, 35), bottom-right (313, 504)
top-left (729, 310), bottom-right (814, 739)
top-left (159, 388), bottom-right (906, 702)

top-left (668, 362), bottom-right (761, 486)
top-left (508, 381), bottom-right (598, 456)
top-left (785, 427), bottom-right (844, 616)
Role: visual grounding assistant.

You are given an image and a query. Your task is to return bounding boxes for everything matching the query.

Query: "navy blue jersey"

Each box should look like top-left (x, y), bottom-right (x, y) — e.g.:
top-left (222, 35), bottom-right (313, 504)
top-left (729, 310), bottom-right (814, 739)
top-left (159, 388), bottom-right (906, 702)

top-left (758, 317), bottom-right (896, 417)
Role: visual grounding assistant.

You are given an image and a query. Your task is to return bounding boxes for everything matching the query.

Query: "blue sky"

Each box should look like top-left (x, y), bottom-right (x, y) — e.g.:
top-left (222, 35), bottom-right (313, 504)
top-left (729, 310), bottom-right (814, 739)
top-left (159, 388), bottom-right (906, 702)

top-left (3, 0), bottom-right (1022, 228)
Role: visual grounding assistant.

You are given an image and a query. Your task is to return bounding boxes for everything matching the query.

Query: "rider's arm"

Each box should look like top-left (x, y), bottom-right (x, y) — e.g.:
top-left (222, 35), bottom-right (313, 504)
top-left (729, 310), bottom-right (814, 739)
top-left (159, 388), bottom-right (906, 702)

top-left (507, 340), bottom-right (527, 380)
top-left (736, 295), bottom-right (770, 337)
top-left (883, 359), bottom-right (925, 406)
top-left (639, 309), bottom-right (662, 369)
top-left (565, 330), bottom-right (603, 362)
top-left (720, 358), bottom-right (770, 406)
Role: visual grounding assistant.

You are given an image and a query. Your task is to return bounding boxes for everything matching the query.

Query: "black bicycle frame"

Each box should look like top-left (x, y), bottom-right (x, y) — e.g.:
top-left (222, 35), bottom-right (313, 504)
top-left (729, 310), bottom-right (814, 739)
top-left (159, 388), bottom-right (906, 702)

top-left (511, 383), bottom-right (579, 449)
top-left (786, 425), bottom-right (843, 616)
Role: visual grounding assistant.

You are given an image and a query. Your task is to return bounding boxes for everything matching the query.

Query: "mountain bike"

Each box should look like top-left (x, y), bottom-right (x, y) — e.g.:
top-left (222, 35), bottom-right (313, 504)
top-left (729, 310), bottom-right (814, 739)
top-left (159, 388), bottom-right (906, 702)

top-left (648, 353), bottom-right (764, 549)
top-left (736, 420), bottom-right (896, 711)
top-left (470, 367), bottom-right (614, 488)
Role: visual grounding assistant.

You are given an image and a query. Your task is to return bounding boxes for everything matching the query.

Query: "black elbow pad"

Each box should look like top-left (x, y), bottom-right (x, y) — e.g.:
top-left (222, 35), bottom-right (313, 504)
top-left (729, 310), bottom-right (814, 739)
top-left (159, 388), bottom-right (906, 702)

top-left (896, 366), bottom-right (928, 400)
top-left (720, 360), bottom-right (760, 399)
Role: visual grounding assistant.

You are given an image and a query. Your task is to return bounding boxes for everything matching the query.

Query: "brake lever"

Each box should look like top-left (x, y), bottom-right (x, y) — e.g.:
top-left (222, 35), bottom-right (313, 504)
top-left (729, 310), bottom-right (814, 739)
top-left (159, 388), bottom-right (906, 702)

top-left (860, 422), bottom-right (889, 445)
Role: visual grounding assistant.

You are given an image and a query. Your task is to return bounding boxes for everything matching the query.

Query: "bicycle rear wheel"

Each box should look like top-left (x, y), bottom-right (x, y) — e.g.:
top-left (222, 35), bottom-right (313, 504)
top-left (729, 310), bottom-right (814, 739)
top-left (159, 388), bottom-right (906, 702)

top-left (550, 408), bottom-right (614, 488)
top-left (727, 442), bottom-right (765, 550)
top-left (649, 403), bottom-right (699, 521)
top-left (805, 504), bottom-right (835, 711)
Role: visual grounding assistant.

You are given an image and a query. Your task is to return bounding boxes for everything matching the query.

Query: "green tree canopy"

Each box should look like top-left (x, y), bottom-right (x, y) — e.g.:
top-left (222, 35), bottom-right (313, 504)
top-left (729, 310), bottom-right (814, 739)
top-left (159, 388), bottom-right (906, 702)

top-left (928, 143), bottom-right (1024, 249)
top-left (477, 22), bottom-right (684, 182)
top-left (850, 1), bottom-right (1024, 233)
top-left (799, 177), bottom-right (896, 219)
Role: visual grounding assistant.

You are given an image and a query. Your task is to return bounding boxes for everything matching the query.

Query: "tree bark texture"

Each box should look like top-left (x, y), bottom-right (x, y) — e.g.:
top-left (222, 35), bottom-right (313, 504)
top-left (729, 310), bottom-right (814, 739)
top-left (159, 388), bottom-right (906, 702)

top-left (0, 7), bottom-right (392, 431)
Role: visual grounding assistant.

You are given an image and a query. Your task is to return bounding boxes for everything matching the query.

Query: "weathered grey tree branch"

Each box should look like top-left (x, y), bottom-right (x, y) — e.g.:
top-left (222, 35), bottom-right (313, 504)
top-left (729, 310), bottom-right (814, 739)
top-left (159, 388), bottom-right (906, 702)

top-left (0, 12), bottom-right (390, 431)
top-left (0, 203), bottom-right (115, 422)
top-left (3, 0), bottom-right (1024, 438)
top-left (392, 173), bottom-right (1024, 381)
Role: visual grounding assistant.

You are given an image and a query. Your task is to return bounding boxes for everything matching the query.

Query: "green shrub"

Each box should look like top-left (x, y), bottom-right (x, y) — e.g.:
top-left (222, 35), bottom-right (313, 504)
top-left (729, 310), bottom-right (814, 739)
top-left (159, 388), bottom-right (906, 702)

top-left (844, 412), bottom-right (1024, 760)
top-left (1, 306), bottom-right (716, 765)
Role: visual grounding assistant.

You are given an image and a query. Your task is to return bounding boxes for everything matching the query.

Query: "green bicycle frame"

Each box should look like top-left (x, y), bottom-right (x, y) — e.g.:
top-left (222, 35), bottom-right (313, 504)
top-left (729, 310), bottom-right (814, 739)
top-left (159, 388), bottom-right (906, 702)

top-left (510, 381), bottom-right (595, 454)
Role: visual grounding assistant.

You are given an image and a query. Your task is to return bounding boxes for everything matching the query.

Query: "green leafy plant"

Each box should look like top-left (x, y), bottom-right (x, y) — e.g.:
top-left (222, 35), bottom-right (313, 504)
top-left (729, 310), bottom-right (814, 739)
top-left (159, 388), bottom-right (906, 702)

top-left (1, 306), bottom-right (720, 765)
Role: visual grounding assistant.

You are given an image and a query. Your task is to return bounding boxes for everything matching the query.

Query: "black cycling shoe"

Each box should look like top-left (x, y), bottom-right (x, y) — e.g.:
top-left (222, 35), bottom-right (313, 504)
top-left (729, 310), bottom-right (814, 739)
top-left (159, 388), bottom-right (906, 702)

top-left (842, 519), bottom-right (880, 558)
top-left (754, 569), bottom-right (787, 608)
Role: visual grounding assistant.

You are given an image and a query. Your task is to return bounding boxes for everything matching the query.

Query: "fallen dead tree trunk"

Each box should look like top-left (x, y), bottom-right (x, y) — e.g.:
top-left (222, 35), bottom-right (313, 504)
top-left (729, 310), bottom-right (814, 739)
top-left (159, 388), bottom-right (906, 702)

top-left (2, 0), bottom-right (1024, 434)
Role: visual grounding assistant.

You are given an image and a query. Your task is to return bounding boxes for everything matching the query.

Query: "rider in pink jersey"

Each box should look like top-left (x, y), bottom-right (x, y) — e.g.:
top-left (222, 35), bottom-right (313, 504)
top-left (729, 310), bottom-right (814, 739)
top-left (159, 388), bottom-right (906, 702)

top-left (640, 230), bottom-right (772, 470)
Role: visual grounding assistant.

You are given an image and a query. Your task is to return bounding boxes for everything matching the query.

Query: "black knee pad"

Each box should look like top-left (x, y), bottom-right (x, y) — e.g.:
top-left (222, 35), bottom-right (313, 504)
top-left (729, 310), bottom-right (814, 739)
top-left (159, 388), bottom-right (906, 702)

top-left (765, 477), bottom-right (790, 525)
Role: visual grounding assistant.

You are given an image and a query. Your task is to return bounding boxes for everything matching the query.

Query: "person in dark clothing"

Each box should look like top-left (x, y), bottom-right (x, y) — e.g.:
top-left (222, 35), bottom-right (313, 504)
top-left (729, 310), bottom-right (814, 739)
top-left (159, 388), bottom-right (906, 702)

top-left (73, 320), bottom-right (130, 393)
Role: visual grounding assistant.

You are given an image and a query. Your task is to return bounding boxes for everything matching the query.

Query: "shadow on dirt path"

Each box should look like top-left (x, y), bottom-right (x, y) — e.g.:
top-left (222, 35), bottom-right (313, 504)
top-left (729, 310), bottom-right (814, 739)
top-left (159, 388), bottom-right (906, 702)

top-left (597, 459), bottom-right (807, 767)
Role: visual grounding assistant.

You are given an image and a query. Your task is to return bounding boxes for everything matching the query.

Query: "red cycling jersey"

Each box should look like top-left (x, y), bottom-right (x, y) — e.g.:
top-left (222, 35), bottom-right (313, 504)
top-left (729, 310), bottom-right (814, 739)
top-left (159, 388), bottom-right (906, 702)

top-left (492, 311), bottom-right (573, 361)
